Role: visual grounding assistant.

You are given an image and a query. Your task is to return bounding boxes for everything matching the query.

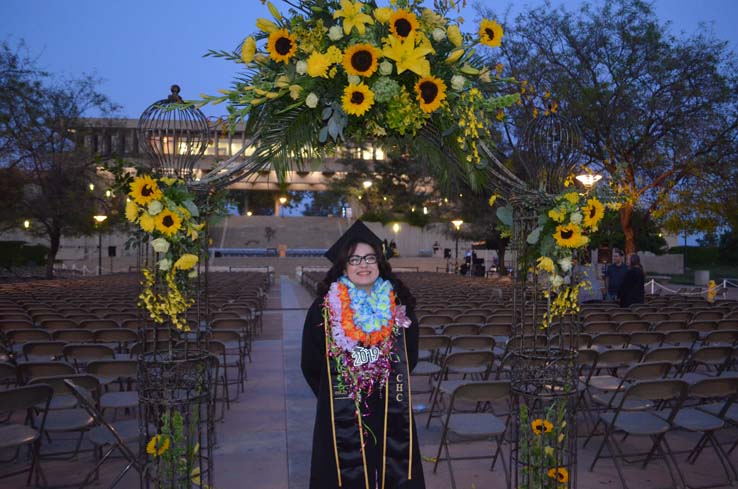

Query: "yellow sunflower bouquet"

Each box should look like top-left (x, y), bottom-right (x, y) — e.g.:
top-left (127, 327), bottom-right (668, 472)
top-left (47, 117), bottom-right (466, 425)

top-left (497, 189), bottom-right (605, 326)
top-left (127, 174), bottom-right (207, 330)
top-left (201, 0), bottom-right (519, 181)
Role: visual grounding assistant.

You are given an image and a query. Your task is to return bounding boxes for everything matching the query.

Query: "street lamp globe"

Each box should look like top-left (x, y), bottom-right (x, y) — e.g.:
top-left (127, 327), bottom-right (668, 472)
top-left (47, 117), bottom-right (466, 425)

top-left (362, 180), bottom-right (373, 189)
top-left (575, 173), bottom-right (603, 189)
top-left (451, 219), bottom-right (464, 231)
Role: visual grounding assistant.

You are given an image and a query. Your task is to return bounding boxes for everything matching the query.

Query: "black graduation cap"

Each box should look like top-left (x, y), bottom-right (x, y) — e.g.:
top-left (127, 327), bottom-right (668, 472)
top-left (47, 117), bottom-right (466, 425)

top-left (324, 220), bottom-right (383, 264)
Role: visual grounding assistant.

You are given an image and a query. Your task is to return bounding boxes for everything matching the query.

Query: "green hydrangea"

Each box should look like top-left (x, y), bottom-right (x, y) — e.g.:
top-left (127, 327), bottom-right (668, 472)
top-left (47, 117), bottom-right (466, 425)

top-left (371, 77), bottom-right (401, 103)
top-left (385, 87), bottom-right (427, 136)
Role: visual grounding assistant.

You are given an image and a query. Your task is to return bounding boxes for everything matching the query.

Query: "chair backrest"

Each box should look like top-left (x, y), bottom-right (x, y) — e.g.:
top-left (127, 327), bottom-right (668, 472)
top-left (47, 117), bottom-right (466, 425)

top-left (22, 340), bottom-right (66, 360)
top-left (595, 347), bottom-right (643, 368)
top-left (688, 346), bottom-right (733, 368)
top-left (453, 314), bottom-right (486, 324)
top-left (419, 315), bottom-right (455, 326)
top-left (689, 320), bottom-right (717, 333)
top-left (442, 324), bottom-right (480, 337)
top-left (622, 378), bottom-right (688, 406)
top-left (18, 361), bottom-right (76, 382)
top-left (616, 320), bottom-right (652, 333)
top-left (93, 328), bottom-right (138, 344)
top-left (717, 319), bottom-right (738, 330)
top-left (418, 326), bottom-right (437, 336)
top-left (583, 322), bottom-right (618, 334)
top-left (611, 312), bottom-right (640, 322)
top-left (78, 319), bottom-right (119, 330)
top-left (451, 380), bottom-right (510, 403)
top-left (39, 318), bottom-right (80, 331)
top-left (702, 329), bottom-right (738, 346)
top-left (624, 361), bottom-right (672, 381)
top-left (689, 376), bottom-right (738, 402)
top-left (8, 329), bottom-right (52, 343)
top-left (29, 373), bottom-right (99, 398)
top-left (480, 324), bottom-right (511, 337)
top-left (52, 329), bottom-right (95, 343)
top-left (86, 359), bottom-right (138, 379)
top-left (642, 346), bottom-right (690, 365)
top-left (210, 318), bottom-right (250, 330)
top-left (629, 331), bottom-right (665, 349)
top-left (662, 330), bottom-right (699, 347)
top-left (63, 344), bottom-right (116, 364)
top-left (692, 311), bottom-right (724, 321)
top-left (590, 333), bottom-right (630, 348)
top-left (451, 335), bottom-right (495, 351)
top-left (0, 383), bottom-right (53, 414)
top-left (653, 320), bottom-right (688, 332)
top-left (443, 351), bottom-right (495, 377)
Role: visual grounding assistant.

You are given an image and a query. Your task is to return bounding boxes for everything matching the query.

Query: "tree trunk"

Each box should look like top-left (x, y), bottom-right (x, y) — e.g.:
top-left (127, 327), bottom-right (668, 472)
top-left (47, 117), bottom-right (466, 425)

top-left (46, 231), bottom-right (60, 279)
top-left (497, 245), bottom-right (507, 275)
top-left (619, 203), bottom-right (636, 255)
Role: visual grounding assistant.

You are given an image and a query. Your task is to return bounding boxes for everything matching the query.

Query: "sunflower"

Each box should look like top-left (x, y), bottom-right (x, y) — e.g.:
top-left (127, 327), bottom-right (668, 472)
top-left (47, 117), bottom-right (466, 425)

top-left (389, 9), bottom-right (419, 40)
top-left (531, 418), bottom-right (554, 435)
top-left (415, 76), bottom-right (447, 113)
top-left (129, 175), bottom-right (162, 206)
top-left (479, 19), bottom-right (504, 48)
top-left (343, 43), bottom-right (380, 77)
top-left (146, 435), bottom-right (170, 456)
top-left (536, 256), bottom-right (555, 274)
top-left (547, 467), bottom-right (569, 483)
top-left (583, 197), bottom-right (605, 229)
top-left (155, 209), bottom-right (183, 237)
top-left (266, 29), bottom-right (297, 63)
top-left (342, 83), bottom-right (375, 116)
top-left (554, 223), bottom-right (587, 248)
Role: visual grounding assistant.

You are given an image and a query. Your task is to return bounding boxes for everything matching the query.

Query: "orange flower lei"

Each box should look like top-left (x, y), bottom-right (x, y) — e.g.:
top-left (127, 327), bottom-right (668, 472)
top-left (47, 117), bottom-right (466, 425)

top-left (337, 282), bottom-right (396, 346)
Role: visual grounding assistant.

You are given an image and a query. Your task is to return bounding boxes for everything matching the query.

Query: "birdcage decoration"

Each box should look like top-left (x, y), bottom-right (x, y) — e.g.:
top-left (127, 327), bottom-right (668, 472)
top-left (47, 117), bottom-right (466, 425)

top-left (138, 84), bottom-right (210, 180)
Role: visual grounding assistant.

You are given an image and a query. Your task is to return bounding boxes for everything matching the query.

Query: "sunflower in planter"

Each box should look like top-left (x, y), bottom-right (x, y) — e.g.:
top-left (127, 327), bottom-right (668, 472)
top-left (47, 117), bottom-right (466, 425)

top-left (200, 0), bottom-right (520, 187)
top-left (126, 175), bottom-right (207, 331)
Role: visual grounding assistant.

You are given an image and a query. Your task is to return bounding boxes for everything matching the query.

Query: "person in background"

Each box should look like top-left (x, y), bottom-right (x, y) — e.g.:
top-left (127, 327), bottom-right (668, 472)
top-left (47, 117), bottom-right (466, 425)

top-left (603, 249), bottom-right (627, 300)
top-left (618, 253), bottom-right (645, 307)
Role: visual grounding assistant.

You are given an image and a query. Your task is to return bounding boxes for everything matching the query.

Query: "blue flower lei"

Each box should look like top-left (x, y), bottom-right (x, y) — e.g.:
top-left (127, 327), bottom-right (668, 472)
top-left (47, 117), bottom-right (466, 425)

top-left (338, 275), bottom-right (394, 334)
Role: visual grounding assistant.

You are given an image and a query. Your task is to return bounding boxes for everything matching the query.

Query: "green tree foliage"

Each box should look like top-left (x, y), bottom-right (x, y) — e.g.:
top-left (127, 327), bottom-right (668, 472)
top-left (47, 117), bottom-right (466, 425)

top-left (589, 208), bottom-right (668, 255)
top-left (480, 0), bottom-right (738, 254)
top-left (0, 41), bottom-right (119, 277)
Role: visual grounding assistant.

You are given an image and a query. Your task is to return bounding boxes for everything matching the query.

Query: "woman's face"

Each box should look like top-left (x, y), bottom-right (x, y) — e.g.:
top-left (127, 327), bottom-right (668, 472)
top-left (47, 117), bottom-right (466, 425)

top-left (344, 242), bottom-right (380, 290)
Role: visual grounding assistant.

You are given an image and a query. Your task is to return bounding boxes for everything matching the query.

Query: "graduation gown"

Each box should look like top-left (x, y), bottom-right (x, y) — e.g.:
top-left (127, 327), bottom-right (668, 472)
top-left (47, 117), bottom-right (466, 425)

top-left (301, 296), bottom-right (426, 489)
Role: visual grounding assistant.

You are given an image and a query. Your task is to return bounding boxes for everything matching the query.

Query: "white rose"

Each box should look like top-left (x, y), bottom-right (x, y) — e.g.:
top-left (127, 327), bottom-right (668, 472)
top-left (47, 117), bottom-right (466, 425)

top-left (296, 60), bottom-right (307, 75)
top-left (550, 274), bottom-right (564, 288)
top-left (379, 60), bottom-right (393, 76)
top-left (147, 200), bottom-right (163, 215)
top-left (188, 270), bottom-right (198, 279)
top-left (558, 256), bottom-right (572, 273)
top-left (328, 25), bottom-right (344, 41)
top-left (150, 238), bottom-right (170, 254)
top-left (157, 258), bottom-right (172, 271)
top-left (347, 74), bottom-right (361, 85)
top-left (305, 92), bottom-right (319, 108)
top-left (451, 75), bottom-right (466, 91)
top-left (432, 28), bottom-right (446, 42)
top-left (570, 211), bottom-right (583, 225)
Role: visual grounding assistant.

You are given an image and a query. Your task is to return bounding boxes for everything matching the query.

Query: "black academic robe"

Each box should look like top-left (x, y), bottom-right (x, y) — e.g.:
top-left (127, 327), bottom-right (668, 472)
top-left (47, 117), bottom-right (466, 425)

top-left (301, 296), bottom-right (426, 489)
top-left (618, 267), bottom-right (645, 307)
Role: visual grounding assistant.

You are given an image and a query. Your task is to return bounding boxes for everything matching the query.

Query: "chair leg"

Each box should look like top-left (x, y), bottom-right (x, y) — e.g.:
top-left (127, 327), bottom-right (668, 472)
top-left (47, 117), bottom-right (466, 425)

top-left (654, 435), bottom-right (687, 489)
top-left (704, 431), bottom-right (737, 483)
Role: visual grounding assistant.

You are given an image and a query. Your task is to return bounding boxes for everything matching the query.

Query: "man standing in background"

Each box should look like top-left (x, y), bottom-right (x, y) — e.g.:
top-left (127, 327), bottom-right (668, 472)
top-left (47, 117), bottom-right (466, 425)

top-left (604, 249), bottom-right (628, 301)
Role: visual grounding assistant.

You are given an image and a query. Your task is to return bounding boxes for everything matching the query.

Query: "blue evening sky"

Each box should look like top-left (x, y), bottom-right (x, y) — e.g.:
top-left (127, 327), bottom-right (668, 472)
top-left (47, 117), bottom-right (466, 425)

top-left (2, 0), bottom-right (736, 119)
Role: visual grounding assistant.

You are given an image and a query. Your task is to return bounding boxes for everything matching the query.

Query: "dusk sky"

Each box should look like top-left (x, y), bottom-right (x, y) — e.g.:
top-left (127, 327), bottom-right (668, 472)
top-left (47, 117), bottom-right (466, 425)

top-left (2, 0), bottom-right (737, 119)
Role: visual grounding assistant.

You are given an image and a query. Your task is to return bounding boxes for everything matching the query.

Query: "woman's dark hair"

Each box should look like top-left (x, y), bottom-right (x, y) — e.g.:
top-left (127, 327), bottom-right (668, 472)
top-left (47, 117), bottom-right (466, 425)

top-left (628, 253), bottom-right (643, 271)
top-left (316, 238), bottom-right (416, 308)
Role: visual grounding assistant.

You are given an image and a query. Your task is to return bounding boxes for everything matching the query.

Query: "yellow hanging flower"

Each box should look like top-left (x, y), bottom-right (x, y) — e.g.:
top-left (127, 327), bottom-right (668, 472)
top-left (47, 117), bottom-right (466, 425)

top-left (125, 200), bottom-right (140, 222)
top-left (554, 223), bottom-right (587, 248)
top-left (334, 0), bottom-right (374, 35)
top-left (146, 435), bottom-right (170, 456)
top-left (139, 213), bottom-right (156, 233)
top-left (383, 33), bottom-right (432, 76)
top-left (241, 37), bottom-right (256, 64)
top-left (129, 175), bottom-right (162, 206)
top-left (536, 256), bottom-right (555, 274)
top-left (531, 418), bottom-right (554, 435)
top-left (256, 18), bottom-right (278, 33)
top-left (174, 254), bottom-right (199, 271)
top-left (266, 29), bottom-right (297, 64)
top-left (389, 9), bottom-right (419, 40)
top-left (547, 467), bottom-right (569, 483)
top-left (414, 76), bottom-right (447, 113)
top-left (488, 194), bottom-right (498, 207)
top-left (343, 43), bottom-right (380, 77)
top-left (342, 83), bottom-right (375, 116)
top-left (307, 50), bottom-right (332, 78)
top-left (582, 197), bottom-right (605, 229)
top-left (447, 24), bottom-right (463, 47)
top-left (446, 48), bottom-right (464, 64)
top-left (155, 209), bottom-right (183, 237)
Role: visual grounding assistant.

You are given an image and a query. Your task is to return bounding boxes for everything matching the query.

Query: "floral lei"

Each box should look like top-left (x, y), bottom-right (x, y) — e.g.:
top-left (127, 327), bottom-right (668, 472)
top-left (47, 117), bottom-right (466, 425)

top-left (324, 276), bottom-right (411, 403)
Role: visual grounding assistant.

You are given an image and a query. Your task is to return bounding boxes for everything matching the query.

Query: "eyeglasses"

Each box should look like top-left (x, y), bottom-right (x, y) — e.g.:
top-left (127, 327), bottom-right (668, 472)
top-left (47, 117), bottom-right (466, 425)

top-left (347, 254), bottom-right (378, 266)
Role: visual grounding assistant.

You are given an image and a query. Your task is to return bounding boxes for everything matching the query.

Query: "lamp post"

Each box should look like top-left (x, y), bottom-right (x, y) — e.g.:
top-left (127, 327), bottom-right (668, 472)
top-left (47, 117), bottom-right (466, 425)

top-left (93, 215), bottom-right (107, 276)
top-left (575, 172), bottom-right (603, 190)
top-left (451, 219), bottom-right (463, 273)
top-left (278, 195), bottom-right (287, 217)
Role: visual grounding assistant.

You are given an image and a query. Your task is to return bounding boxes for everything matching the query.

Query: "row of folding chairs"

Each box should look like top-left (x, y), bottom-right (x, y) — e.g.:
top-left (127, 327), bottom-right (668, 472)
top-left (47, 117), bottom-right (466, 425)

top-left (583, 318), bottom-right (738, 334)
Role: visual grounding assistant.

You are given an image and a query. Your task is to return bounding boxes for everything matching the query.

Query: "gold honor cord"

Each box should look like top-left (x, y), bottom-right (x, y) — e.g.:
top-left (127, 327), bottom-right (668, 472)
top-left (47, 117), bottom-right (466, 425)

top-left (323, 315), bottom-right (342, 487)
top-left (381, 380), bottom-right (389, 489)
top-left (355, 401), bottom-right (371, 489)
top-left (403, 332), bottom-right (414, 479)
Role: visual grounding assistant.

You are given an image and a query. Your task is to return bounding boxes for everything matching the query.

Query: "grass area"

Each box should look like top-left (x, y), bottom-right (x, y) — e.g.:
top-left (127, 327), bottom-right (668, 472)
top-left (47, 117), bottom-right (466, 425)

top-left (663, 265), bottom-right (738, 285)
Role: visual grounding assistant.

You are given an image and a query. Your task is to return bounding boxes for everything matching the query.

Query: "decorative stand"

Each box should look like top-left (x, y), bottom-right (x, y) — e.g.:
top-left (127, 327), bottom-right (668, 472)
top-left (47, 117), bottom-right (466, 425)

top-left (136, 86), bottom-right (215, 489)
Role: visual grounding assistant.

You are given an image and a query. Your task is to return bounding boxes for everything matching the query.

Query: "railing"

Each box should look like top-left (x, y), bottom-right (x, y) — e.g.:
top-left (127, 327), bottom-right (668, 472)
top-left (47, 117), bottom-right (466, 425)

top-left (644, 278), bottom-right (730, 299)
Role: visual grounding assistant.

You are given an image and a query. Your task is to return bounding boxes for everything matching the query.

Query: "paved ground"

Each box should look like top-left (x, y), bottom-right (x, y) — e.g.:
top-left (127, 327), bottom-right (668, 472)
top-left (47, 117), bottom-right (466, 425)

top-left (3, 276), bottom-right (736, 489)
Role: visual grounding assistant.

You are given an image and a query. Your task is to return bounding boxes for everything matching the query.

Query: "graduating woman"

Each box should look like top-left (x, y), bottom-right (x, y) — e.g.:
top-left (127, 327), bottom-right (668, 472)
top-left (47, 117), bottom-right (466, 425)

top-left (301, 221), bottom-right (426, 489)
